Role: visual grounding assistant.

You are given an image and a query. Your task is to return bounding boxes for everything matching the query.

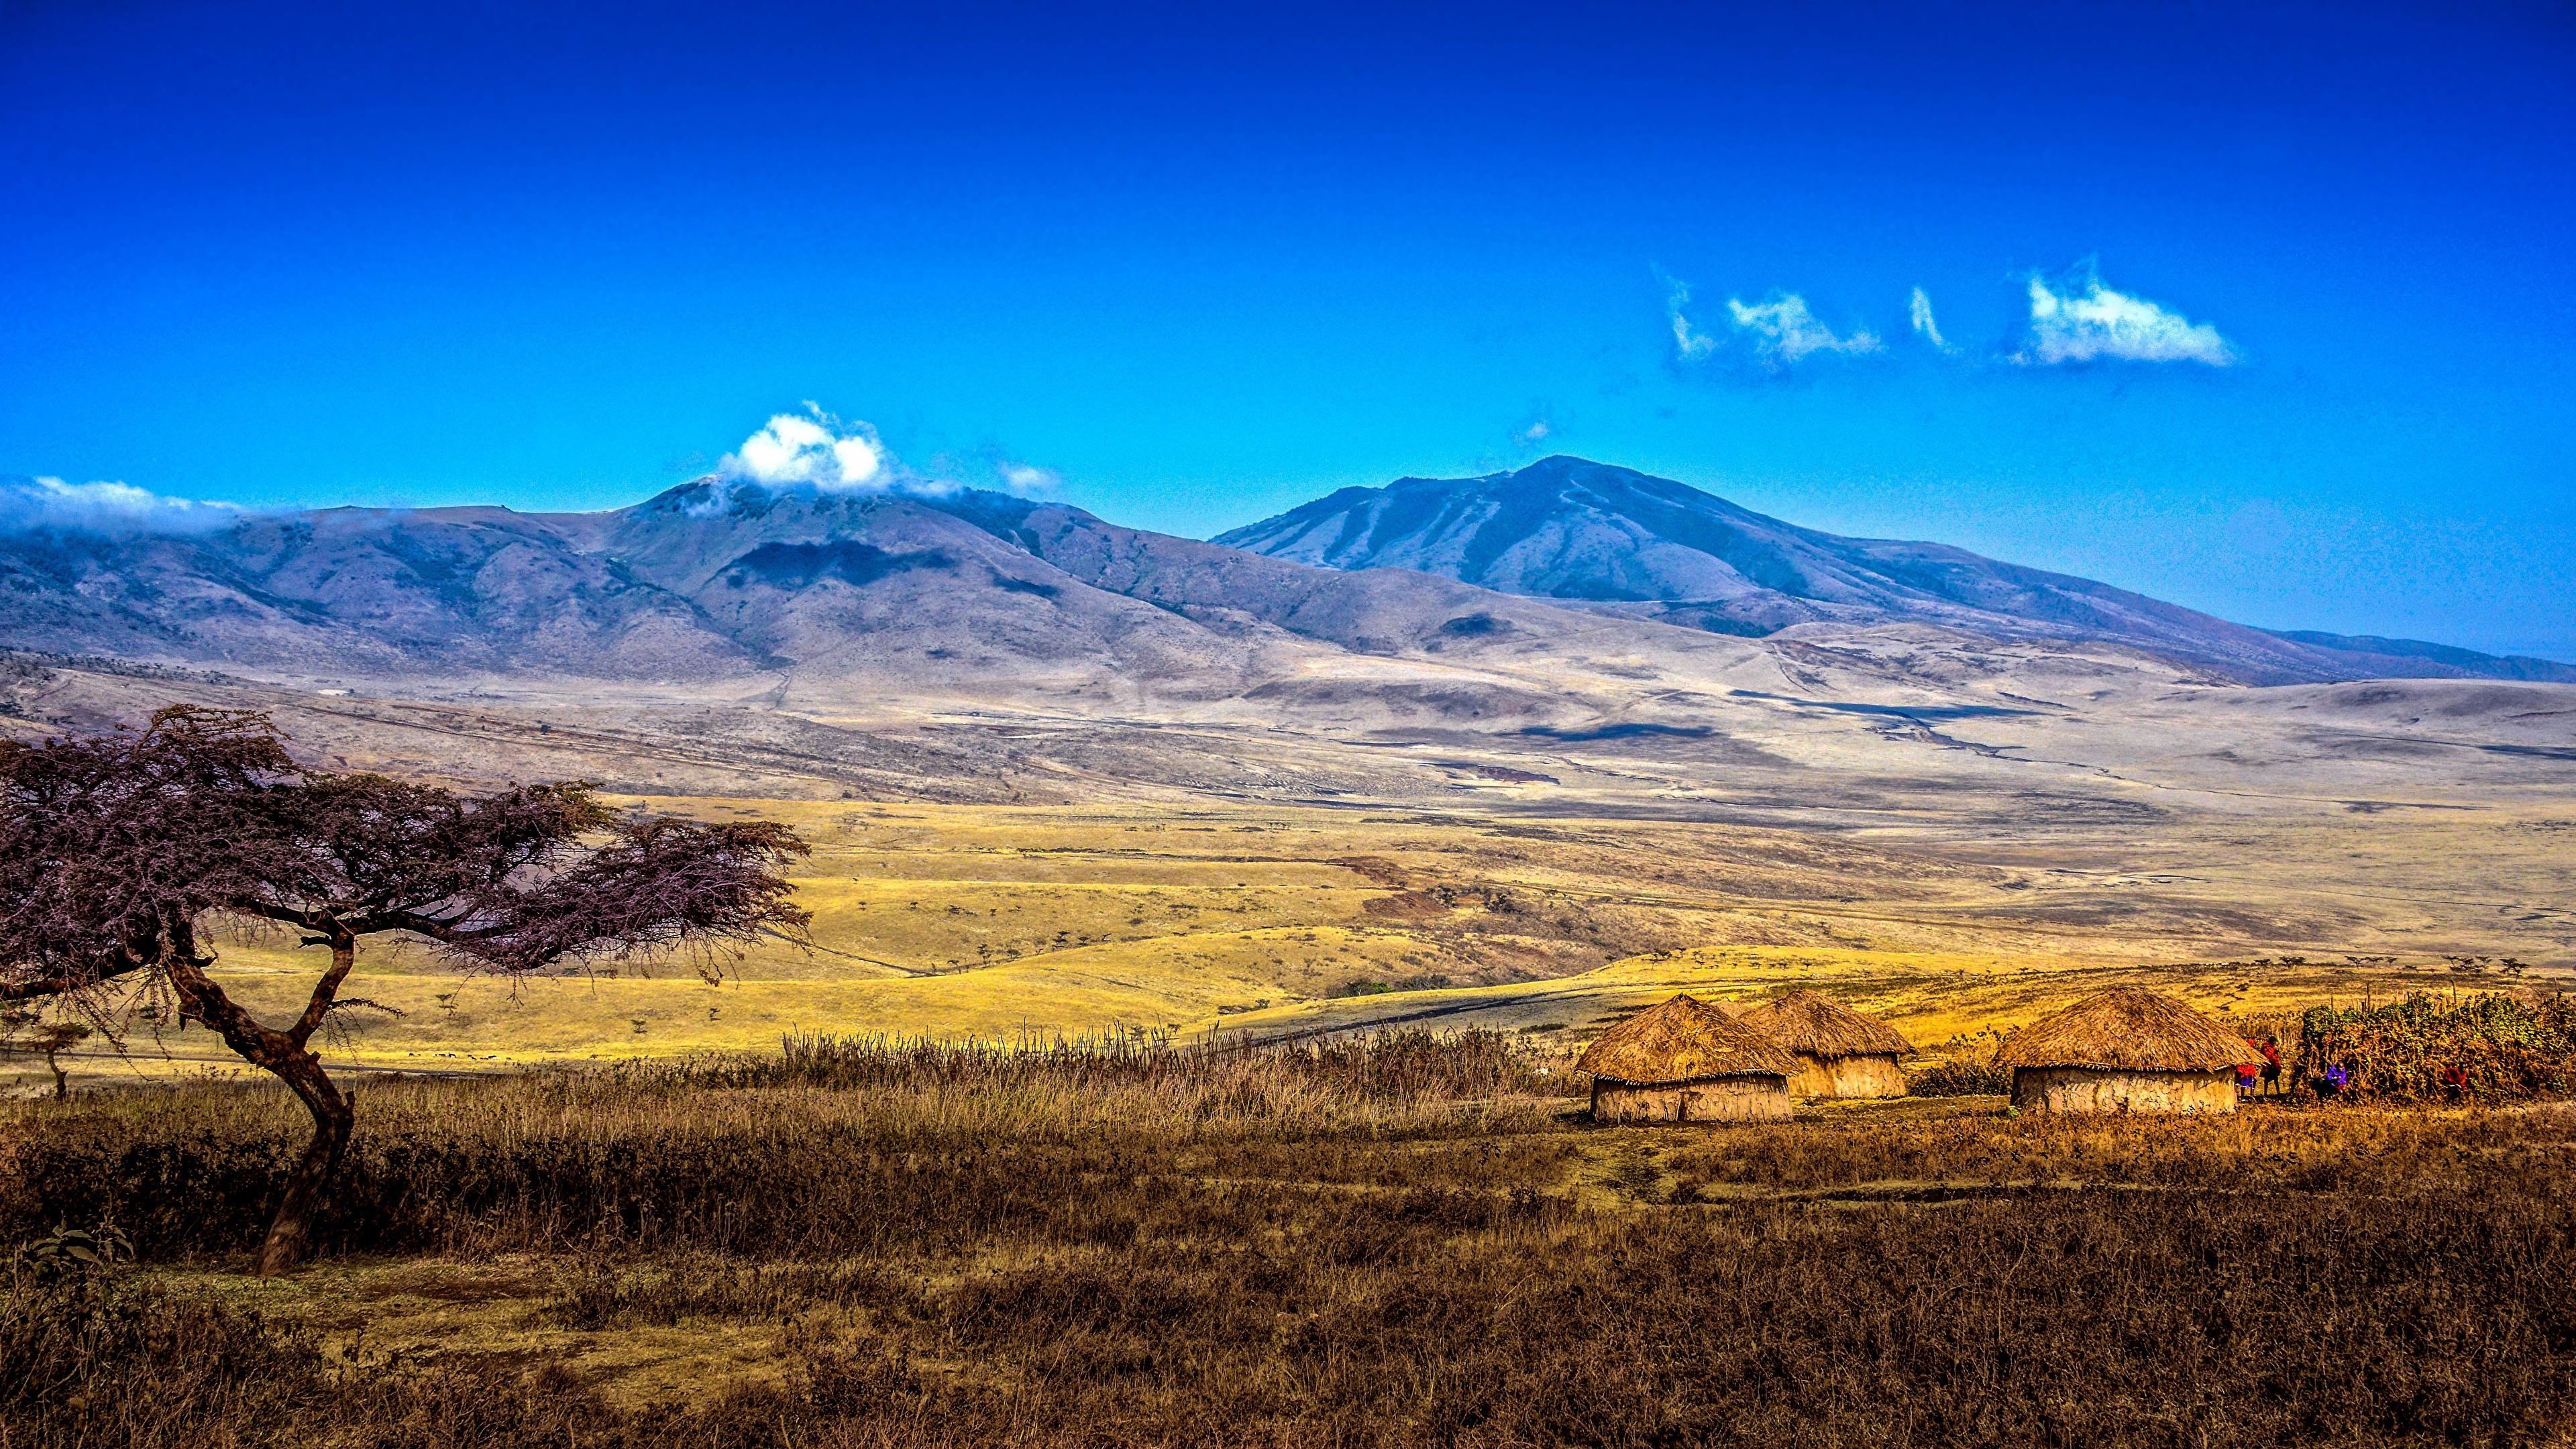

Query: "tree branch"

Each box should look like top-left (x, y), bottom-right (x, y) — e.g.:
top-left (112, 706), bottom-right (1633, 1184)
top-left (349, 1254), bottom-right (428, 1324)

top-left (241, 902), bottom-right (335, 932)
top-left (286, 928), bottom-right (359, 1049)
top-left (0, 975), bottom-right (78, 1004)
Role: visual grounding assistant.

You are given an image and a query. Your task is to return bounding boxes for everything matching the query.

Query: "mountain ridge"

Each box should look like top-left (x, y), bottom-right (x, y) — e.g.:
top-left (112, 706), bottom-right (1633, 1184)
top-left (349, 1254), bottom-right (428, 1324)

top-left (0, 476), bottom-right (1706, 723)
top-left (1213, 455), bottom-right (2571, 685)
top-left (1, 460), bottom-right (2563, 691)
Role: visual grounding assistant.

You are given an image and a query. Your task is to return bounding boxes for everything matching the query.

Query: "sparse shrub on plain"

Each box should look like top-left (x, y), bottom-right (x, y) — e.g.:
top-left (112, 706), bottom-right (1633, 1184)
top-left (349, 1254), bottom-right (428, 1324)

top-left (0, 706), bottom-right (810, 1276)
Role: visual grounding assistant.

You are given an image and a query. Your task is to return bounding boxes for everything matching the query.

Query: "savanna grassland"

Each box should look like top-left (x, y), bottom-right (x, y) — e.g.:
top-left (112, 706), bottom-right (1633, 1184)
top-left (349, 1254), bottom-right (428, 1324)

top-left (19, 792), bottom-right (2571, 1093)
top-left (6, 1036), bottom-right (2574, 1448)
top-left (5, 659), bottom-right (2575, 1446)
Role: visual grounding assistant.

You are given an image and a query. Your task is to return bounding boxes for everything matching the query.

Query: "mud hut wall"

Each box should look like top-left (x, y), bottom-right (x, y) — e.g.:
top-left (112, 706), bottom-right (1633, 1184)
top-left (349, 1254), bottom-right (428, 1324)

top-left (1823, 1053), bottom-right (1907, 1099)
top-left (1592, 1077), bottom-right (1794, 1123)
top-left (2011, 1066), bottom-right (2237, 1114)
top-left (1783, 1056), bottom-right (1836, 1096)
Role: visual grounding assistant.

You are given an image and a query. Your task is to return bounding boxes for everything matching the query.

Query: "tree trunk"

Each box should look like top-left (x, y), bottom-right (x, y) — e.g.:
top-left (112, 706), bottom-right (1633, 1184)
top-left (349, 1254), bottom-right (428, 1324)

top-left (256, 1053), bottom-right (354, 1277)
top-left (163, 924), bottom-right (360, 1277)
top-left (46, 1049), bottom-right (67, 1099)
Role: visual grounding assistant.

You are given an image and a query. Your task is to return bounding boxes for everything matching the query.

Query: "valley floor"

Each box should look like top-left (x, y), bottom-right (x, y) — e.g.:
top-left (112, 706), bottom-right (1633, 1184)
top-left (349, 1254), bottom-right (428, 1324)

top-left (20, 788), bottom-right (2570, 1093)
top-left (5, 656), bottom-right (2573, 1444)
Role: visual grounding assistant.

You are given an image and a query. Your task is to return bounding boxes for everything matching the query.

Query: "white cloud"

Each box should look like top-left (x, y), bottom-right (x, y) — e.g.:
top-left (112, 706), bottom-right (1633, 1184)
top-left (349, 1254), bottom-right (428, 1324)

top-left (1517, 419), bottom-right (1551, 443)
top-left (2016, 267), bottom-right (2235, 366)
top-left (998, 463), bottom-right (1059, 495)
top-left (722, 407), bottom-right (889, 490)
top-left (0, 475), bottom-right (244, 536)
top-left (699, 406), bottom-right (1071, 512)
top-left (1909, 286), bottom-right (1950, 350)
top-left (1666, 278), bottom-right (1720, 360)
top-left (1666, 274), bottom-right (1880, 370)
top-left (1724, 292), bottom-right (1882, 367)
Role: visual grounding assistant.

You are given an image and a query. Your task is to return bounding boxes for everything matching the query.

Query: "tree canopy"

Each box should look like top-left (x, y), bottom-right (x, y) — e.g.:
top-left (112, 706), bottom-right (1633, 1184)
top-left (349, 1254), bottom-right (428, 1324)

top-left (0, 706), bottom-right (810, 1273)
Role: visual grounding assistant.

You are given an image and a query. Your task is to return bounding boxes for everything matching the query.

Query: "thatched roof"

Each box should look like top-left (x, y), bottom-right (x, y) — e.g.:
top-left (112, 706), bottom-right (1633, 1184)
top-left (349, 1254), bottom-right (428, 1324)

top-left (1998, 987), bottom-right (2254, 1073)
top-left (1575, 994), bottom-right (1799, 1085)
top-left (1742, 991), bottom-right (1913, 1059)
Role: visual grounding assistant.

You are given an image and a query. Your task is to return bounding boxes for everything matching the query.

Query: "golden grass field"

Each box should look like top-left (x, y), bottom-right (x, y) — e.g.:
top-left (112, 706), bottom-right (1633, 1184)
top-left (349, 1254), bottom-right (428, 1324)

top-left (22, 786), bottom-right (2569, 1093)
top-left (90, 1094), bottom-right (2562, 1419)
top-left (7, 674), bottom-right (2574, 1444)
top-left (13, 1055), bottom-right (2574, 1445)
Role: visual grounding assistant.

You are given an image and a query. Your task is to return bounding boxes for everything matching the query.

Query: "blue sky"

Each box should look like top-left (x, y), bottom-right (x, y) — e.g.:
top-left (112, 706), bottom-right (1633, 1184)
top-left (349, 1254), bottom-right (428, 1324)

top-left (3, 0), bottom-right (2571, 656)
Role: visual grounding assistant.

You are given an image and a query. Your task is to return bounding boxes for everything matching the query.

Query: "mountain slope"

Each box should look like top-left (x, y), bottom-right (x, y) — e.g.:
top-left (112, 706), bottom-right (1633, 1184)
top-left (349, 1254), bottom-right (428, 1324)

top-left (0, 478), bottom-right (1733, 723)
top-left (600, 483), bottom-right (1293, 700)
top-left (1214, 455), bottom-right (2575, 685)
top-left (0, 482), bottom-right (1314, 697)
top-left (0, 500), bottom-right (760, 678)
top-left (926, 490), bottom-right (1637, 656)
top-left (7, 460), bottom-right (2561, 701)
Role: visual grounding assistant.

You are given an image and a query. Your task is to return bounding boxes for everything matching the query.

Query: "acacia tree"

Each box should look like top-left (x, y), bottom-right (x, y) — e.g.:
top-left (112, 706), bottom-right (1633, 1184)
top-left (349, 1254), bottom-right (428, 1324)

top-left (1, 1012), bottom-right (91, 1099)
top-left (0, 706), bottom-right (810, 1275)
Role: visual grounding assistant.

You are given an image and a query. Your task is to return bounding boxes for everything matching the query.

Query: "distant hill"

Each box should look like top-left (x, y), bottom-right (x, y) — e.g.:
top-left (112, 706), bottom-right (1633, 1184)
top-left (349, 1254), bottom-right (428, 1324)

top-left (1214, 455), bottom-right (2575, 685)
top-left (2260, 629), bottom-right (2576, 684)
top-left (5, 460), bottom-right (2563, 694)
top-left (0, 499), bottom-right (762, 679)
top-left (0, 477), bottom-right (1662, 714)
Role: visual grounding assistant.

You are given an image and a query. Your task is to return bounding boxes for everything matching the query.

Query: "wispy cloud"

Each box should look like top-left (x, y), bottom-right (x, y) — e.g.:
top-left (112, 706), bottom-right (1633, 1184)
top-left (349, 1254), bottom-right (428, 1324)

top-left (2015, 266), bottom-right (2235, 366)
top-left (1909, 286), bottom-right (1951, 351)
top-left (0, 474), bottom-right (244, 537)
top-left (1665, 277), bottom-right (1720, 360)
top-left (1666, 274), bottom-right (1879, 371)
top-left (1723, 292), bottom-right (1882, 368)
top-left (998, 462), bottom-right (1059, 495)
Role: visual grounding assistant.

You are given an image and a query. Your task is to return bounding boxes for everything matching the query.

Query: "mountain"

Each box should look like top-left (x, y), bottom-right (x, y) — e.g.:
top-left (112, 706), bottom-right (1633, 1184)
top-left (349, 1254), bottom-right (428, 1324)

top-left (2259, 629), bottom-right (2576, 685)
top-left (1214, 455), bottom-right (2575, 685)
top-left (0, 477), bottom-right (1690, 718)
top-left (0, 500), bottom-right (761, 678)
top-left (6, 459), bottom-right (2563, 699)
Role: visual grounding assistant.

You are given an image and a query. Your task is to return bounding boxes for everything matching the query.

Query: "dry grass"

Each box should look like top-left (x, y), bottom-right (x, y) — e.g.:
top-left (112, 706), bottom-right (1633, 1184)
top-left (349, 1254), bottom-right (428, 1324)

top-left (2000, 985), bottom-right (2257, 1071)
top-left (4, 1034), bottom-right (2572, 1446)
top-left (10, 794), bottom-right (2565, 1098)
top-left (1573, 993), bottom-right (1796, 1083)
top-left (1740, 989), bottom-right (1913, 1057)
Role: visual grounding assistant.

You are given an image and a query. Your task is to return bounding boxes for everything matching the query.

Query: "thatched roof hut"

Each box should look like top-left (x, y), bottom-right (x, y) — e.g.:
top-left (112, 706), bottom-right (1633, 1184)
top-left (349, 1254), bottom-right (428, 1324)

top-left (1741, 991), bottom-right (1914, 1098)
top-left (1574, 994), bottom-right (1798, 1122)
top-left (1999, 987), bottom-right (2253, 1114)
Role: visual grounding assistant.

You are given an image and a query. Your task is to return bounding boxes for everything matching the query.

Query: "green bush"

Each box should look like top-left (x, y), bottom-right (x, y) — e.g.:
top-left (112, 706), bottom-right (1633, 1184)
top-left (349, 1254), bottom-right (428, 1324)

top-left (2300, 992), bottom-right (2576, 1102)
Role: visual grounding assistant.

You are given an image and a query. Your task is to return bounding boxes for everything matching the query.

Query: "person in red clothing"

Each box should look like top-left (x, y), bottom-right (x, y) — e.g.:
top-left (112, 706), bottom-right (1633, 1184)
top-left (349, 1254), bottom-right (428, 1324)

top-left (2258, 1035), bottom-right (2284, 1097)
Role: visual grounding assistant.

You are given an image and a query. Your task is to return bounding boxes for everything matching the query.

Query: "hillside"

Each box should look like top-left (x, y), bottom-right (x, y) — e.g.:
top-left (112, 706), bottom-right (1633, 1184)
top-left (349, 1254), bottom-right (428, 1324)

top-left (1215, 455), bottom-right (2575, 686)
top-left (0, 477), bottom-right (1732, 719)
top-left (7, 460), bottom-right (2566, 699)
